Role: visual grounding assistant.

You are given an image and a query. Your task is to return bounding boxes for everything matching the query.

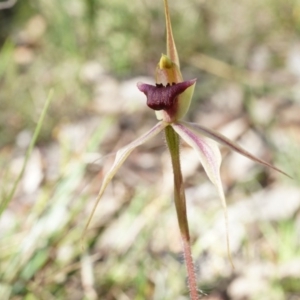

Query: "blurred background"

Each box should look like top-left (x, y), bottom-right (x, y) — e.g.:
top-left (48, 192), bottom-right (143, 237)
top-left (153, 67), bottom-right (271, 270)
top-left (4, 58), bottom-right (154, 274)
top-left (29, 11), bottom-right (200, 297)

top-left (0, 0), bottom-right (300, 299)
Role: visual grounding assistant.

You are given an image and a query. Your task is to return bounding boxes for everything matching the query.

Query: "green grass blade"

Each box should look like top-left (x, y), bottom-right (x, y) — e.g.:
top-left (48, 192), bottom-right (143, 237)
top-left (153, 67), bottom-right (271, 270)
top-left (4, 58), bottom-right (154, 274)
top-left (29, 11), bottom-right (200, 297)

top-left (0, 90), bottom-right (53, 217)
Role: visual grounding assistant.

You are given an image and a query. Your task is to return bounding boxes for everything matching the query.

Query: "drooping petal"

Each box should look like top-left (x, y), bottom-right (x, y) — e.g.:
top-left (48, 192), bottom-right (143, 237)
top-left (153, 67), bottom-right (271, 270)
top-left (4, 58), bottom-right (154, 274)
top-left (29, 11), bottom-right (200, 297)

top-left (171, 122), bottom-right (234, 268)
top-left (172, 123), bottom-right (222, 188)
top-left (180, 121), bottom-right (290, 178)
top-left (82, 121), bottom-right (167, 238)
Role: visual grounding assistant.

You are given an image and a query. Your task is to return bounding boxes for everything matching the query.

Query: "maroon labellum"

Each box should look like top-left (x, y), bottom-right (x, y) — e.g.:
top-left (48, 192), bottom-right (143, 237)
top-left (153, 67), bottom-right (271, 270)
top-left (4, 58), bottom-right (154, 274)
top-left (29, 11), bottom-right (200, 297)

top-left (137, 79), bottom-right (196, 111)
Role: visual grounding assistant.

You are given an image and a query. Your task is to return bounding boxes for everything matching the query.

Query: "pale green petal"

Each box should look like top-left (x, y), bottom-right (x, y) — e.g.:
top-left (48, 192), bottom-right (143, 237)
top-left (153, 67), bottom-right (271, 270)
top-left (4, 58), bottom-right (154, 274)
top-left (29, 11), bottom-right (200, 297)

top-left (172, 122), bottom-right (234, 267)
top-left (180, 121), bottom-right (290, 178)
top-left (82, 121), bottom-right (167, 238)
top-left (176, 81), bottom-right (196, 121)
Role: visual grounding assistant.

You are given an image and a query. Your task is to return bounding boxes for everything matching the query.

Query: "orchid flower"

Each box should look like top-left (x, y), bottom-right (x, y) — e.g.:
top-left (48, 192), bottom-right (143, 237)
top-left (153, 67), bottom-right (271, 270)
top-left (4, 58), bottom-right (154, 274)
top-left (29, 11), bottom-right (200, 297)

top-left (84, 0), bottom-right (288, 298)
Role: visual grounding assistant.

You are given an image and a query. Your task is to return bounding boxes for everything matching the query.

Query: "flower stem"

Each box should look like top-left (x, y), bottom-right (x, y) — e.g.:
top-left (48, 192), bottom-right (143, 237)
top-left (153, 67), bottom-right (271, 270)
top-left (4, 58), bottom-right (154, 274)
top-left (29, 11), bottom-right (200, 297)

top-left (165, 125), bottom-right (199, 300)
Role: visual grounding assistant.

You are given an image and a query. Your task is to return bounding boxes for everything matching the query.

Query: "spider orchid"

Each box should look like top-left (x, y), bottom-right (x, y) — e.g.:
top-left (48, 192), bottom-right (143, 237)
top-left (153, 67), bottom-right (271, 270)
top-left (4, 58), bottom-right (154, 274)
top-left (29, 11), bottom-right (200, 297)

top-left (84, 0), bottom-right (288, 298)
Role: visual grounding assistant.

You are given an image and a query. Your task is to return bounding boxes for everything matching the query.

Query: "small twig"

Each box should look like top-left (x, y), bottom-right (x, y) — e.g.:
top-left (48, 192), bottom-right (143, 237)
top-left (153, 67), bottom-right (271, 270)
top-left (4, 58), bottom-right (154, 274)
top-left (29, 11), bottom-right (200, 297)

top-left (0, 0), bottom-right (17, 10)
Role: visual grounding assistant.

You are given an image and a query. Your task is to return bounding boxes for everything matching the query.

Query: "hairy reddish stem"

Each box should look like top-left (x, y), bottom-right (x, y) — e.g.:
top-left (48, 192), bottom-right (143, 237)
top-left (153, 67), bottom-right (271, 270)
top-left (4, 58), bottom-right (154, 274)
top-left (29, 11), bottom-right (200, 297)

top-left (182, 235), bottom-right (199, 300)
top-left (165, 125), bottom-right (199, 300)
